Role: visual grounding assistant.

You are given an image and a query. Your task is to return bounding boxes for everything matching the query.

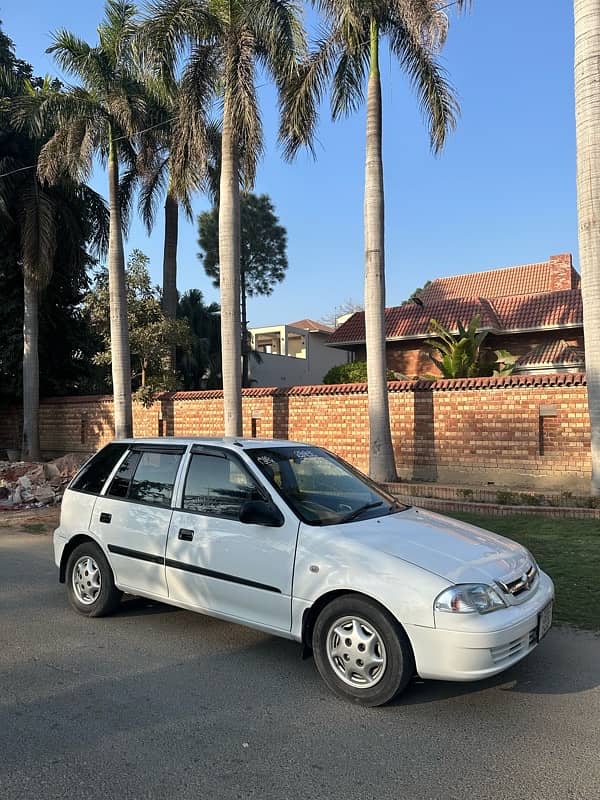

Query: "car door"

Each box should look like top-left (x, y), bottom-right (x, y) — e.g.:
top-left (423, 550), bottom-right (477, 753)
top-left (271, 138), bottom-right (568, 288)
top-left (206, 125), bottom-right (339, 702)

top-left (166, 447), bottom-right (299, 632)
top-left (90, 444), bottom-right (186, 598)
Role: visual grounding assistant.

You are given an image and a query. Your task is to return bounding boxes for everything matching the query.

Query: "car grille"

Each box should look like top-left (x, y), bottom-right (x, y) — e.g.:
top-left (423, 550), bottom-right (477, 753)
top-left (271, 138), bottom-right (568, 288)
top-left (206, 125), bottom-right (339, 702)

top-left (490, 628), bottom-right (537, 665)
top-left (496, 564), bottom-right (538, 597)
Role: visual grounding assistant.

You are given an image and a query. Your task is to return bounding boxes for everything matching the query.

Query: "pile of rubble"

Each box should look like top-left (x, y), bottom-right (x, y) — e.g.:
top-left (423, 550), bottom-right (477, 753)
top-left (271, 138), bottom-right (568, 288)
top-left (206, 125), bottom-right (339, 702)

top-left (0, 454), bottom-right (87, 510)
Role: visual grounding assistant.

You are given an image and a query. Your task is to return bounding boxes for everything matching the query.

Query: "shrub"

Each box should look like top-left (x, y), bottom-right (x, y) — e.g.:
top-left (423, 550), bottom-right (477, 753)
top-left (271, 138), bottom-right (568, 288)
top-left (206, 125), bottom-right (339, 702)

top-left (323, 361), bottom-right (395, 384)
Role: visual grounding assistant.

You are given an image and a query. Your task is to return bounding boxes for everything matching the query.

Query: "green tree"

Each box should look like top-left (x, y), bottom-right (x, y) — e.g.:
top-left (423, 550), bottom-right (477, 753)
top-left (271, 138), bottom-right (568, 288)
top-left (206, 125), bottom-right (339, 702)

top-left (40, 0), bottom-right (149, 439)
top-left (574, 0), bottom-right (600, 494)
top-left (85, 250), bottom-right (191, 404)
top-left (141, 0), bottom-right (305, 436)
top-left (177, 289), bottom-right (222, 389)
top-left (426, 316), bottom-right (487, 378)
top-left (282, 0), bottom-right (470, 482)
top-left (198, 192), bottom-right (288, 386)
top-left (1, 54), bottom-right (108, 458)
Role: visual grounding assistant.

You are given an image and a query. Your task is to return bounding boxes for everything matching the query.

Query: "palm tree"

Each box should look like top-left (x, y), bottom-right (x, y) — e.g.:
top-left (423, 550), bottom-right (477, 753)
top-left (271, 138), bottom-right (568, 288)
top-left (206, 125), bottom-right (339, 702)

top-left (0, 73), bottom-right (108, 459)
top-left (574, 0), bottom-right (600, 495)
top-left (133, 79), bottom-right (220, 370)
top-left (140, 0), bottom-right (305, 436)
top-left (282, 0), bottom-right (469, 482)
top-left (39, 0), bottom-right (148, 439)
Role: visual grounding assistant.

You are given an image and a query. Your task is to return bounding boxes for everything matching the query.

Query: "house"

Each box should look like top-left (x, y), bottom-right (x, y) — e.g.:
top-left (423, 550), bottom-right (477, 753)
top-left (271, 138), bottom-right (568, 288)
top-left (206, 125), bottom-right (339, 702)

top-left (327, 253), bottom-right (584, 376)
top-left (248, 319), bottom-right (351, 387)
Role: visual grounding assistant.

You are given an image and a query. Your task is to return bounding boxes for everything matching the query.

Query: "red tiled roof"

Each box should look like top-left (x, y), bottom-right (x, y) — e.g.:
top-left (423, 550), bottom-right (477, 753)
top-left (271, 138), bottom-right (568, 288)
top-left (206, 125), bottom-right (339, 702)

top-left (515, 340), bottom-right (585, 369)
top-left (329, 290), bottom-right (583, 345)
top-left (492, 289), bottom-right (582, 330)
top-left (288, 318), bottom-right (333, 334)
top-left (420, 254), bottom-right (579, 303)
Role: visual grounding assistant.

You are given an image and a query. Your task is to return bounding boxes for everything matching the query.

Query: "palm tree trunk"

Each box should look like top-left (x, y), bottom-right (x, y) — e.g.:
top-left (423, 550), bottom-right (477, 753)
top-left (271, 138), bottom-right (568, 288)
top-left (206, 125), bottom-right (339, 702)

top-left (364, 18), bottom-right (396, 482)
top-left (241, 268), bottom-right (250, 388)
top-left (219, 89), bottom-right (243, 435)
top-left (162, 186), bottom-right (179, 373)
top-left (22, 275), bottom-right (41, 461)
top-left (107, 129), bottom-right (133, 439)
top-left (575, 0), bottom-right (600, 494)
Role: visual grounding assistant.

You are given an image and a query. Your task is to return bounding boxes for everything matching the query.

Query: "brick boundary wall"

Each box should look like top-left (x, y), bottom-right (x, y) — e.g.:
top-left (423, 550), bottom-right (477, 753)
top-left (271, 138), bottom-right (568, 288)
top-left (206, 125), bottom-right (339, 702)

top-left (0, 372), bottom-right (591, 491)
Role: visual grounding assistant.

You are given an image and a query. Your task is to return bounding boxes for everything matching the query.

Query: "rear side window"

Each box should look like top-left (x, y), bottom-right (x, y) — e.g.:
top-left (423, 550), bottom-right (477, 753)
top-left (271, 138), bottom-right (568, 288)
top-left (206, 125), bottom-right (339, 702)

top-left (107, 450), bottom-right (182, 508)
top-left (70, 443), bottom-right (128, 495)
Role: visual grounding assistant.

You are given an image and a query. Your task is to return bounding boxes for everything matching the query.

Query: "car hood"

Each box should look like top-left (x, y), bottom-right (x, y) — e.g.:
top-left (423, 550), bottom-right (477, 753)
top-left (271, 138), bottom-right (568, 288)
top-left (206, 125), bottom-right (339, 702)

top-left (339, 507), bottom-right (531, 584)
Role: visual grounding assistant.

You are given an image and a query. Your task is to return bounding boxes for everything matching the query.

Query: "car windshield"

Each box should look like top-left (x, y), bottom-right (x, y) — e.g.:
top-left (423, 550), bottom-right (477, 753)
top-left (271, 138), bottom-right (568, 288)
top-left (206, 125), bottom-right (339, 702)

top-left (247, 446), bottom-right (408, 526)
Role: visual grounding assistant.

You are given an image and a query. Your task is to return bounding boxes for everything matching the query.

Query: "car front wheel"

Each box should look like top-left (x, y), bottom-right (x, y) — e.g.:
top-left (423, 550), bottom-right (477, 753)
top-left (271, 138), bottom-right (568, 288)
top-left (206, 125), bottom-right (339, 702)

top-left (312, 594), bottom-right (414, 707)
top-left (66, 542), bottom-right (122, 617)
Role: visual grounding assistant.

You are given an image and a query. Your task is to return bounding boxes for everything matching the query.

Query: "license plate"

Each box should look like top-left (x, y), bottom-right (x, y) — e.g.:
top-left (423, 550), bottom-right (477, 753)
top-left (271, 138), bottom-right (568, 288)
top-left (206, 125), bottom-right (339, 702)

top-left (537, 601), bottom-right (553, 641)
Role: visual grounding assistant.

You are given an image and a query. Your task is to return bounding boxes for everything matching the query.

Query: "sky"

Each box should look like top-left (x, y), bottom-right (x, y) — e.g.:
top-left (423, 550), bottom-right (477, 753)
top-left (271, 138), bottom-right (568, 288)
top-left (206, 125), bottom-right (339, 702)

top-left (1, 0), bottom-right (578, 329)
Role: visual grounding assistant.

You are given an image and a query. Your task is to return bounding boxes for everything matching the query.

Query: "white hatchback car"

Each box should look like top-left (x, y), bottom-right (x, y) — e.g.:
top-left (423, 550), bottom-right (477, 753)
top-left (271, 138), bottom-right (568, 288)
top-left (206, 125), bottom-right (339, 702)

top-left (54, 438), bottom-right (554, 706)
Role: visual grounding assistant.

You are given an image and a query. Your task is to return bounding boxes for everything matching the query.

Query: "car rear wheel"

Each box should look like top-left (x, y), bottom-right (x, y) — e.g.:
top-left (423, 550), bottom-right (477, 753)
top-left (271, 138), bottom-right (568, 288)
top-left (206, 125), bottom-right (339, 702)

top-left (312, 594), bottom-right (414, 706)
top-left (66, 542), bottom-right (122, 617)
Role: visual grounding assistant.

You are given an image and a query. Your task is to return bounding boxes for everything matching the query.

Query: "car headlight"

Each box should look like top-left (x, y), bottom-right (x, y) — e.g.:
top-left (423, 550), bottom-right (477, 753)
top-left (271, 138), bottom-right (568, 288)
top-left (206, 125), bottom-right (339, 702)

top-left (434, 584), bottom-right (506, 614)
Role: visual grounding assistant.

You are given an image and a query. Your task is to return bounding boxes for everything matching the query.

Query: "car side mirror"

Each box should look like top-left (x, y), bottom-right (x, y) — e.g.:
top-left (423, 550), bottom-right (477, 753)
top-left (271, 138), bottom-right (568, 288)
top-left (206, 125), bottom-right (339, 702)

top-left (239, 500), bottom-right (284, 527)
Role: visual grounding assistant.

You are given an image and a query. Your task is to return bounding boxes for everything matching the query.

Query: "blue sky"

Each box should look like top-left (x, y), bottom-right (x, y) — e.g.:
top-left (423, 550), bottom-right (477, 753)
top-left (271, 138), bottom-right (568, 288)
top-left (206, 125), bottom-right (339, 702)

top-left (2, 0), bottom-right (577, 328)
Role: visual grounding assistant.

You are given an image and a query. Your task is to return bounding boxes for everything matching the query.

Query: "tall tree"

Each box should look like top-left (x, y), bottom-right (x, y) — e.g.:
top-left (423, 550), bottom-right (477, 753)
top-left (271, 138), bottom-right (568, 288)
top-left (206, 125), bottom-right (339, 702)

top-left (1, 63), bottom-right (108, 459)
top-left (132, 71), bottom-right (219, 367)
top-left (40, 0), bottom-right (148, 439)
top-left (198, 192), bottom-right (288, 386)
top-left (85, 250), bottom-right (191, 404)
top-left (177, 289), bottom-right (222, 389)
top-left (141, 0), bottom-right (305, 435)
top-left (282, 0), bottom-right (468, 482)
top-left (574, 0), bottom-right (600, 494)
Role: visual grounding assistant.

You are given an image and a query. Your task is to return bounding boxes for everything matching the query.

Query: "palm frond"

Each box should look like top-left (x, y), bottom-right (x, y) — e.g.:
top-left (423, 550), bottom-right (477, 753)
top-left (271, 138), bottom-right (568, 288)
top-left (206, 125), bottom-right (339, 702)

top-left (331, 44), bottom-right (369, 119)
top-left (386, 15), bottom-right (459, 154)
top-left (138, 0), bottom-right (218, 81)
top-left (279, 30), bottom-right (337, 159)
top-left (225, 27), bottom-right (263, 188)
top-left (78, 184), bottom-right (110, 255)
top-left (18, 180), bottom-right (58, 291)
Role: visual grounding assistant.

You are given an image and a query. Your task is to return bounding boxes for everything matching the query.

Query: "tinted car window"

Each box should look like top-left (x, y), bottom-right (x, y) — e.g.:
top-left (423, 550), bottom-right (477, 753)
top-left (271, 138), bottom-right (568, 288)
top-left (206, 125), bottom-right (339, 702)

top-left (183, 453), bottom-right (261, 518)
top-left (249, 446), bottom-right (406, 526)
top-left (70, 443), bottom-right (128, 494)
top-left (129, 451), bottom-right (182, 507)
top-left (107, 451), bottom-right (141, 498)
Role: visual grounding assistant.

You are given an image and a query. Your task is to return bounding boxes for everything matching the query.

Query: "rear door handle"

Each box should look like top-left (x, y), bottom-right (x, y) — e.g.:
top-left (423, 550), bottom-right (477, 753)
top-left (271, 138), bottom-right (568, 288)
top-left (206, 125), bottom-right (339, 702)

top-left (178, 528), bottom-right (194, 541)
top-left (99, 512), bottom-right (112, 524)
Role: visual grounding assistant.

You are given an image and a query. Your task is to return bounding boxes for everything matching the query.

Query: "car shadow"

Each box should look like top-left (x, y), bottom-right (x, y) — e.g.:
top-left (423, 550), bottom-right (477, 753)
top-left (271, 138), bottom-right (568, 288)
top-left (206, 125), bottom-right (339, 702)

top-left (116, 595), bottom-right (180, 617)
top-left (108, 600), bottom-right (600, 702)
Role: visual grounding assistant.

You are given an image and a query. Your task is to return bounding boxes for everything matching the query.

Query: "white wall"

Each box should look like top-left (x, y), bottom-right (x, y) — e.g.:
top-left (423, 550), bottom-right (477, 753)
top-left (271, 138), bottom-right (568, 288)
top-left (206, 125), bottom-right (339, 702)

top-left (249, 334), bottom-right (350, 387)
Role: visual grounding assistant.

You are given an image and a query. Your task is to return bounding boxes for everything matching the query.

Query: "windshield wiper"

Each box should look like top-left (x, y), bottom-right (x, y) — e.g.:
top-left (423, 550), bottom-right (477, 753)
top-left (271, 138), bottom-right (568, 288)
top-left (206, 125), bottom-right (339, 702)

top-left (339, 501), bottom-right (384, 523)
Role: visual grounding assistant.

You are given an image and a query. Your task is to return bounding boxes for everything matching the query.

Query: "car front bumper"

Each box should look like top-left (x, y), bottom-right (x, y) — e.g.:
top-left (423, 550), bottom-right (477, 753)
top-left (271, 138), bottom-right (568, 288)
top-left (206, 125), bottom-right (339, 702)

top-left (405, 570), bottom-right (555, 681)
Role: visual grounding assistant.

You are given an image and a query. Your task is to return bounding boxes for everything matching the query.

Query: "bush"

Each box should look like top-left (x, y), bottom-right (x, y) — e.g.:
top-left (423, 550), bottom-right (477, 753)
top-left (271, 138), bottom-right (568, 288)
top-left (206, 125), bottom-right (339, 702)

top-left (323, 361), bottom-right (396, 384)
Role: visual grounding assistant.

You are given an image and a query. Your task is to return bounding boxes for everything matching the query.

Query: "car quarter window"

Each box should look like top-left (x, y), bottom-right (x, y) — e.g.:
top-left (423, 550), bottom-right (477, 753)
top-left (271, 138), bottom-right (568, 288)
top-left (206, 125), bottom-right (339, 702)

top-left (107, 450), bottom-right (182, 507)
top-left (70, 443), bottom-right (128, 494)
top-left (182, 452), bottom-right (262, 518)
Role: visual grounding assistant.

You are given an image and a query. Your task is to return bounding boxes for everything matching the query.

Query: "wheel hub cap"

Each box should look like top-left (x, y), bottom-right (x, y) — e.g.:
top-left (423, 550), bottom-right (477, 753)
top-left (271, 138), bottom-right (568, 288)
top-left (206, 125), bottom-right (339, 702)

top-left (326, 615), bottom-right (387, 688)
top-left (72, 556), bottom-right (101, 605)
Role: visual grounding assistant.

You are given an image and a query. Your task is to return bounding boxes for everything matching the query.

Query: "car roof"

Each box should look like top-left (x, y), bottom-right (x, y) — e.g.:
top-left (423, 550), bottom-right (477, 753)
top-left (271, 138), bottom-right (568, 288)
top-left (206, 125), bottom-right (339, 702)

top-left (112, 437), bottom-right (312, 450)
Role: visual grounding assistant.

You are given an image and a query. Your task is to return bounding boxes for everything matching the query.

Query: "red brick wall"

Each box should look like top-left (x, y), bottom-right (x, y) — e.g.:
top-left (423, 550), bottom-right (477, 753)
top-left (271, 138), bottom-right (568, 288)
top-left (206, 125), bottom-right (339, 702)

top-left (0, 374), bottom-right (591, 490)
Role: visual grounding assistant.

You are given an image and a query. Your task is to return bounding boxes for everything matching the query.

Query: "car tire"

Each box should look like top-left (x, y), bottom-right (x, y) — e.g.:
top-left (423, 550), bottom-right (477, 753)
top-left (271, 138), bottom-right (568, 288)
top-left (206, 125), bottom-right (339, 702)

top-left (312, 594), bottom-right (415, 707)
top-left (66, 541), bottom-right (122, 617)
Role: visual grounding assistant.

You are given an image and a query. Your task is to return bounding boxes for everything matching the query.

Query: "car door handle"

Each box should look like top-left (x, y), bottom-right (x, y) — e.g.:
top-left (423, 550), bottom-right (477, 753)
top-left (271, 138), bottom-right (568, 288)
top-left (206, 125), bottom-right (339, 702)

top-left (178, 528), bottom-right (194, 541)
top-left (99, 512), bottom-right (112, 524)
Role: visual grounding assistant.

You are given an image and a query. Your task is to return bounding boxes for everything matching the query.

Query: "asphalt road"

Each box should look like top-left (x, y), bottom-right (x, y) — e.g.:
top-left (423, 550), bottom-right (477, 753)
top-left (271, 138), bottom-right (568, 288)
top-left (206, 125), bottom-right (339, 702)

top-left (1, 532), bottom-right (599, 800)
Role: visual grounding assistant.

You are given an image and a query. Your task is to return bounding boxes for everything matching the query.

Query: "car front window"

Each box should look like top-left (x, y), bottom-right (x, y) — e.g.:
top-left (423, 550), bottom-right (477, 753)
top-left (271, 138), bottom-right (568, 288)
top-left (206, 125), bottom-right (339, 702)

top-left (248, 446), bottom-right (407, 526)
